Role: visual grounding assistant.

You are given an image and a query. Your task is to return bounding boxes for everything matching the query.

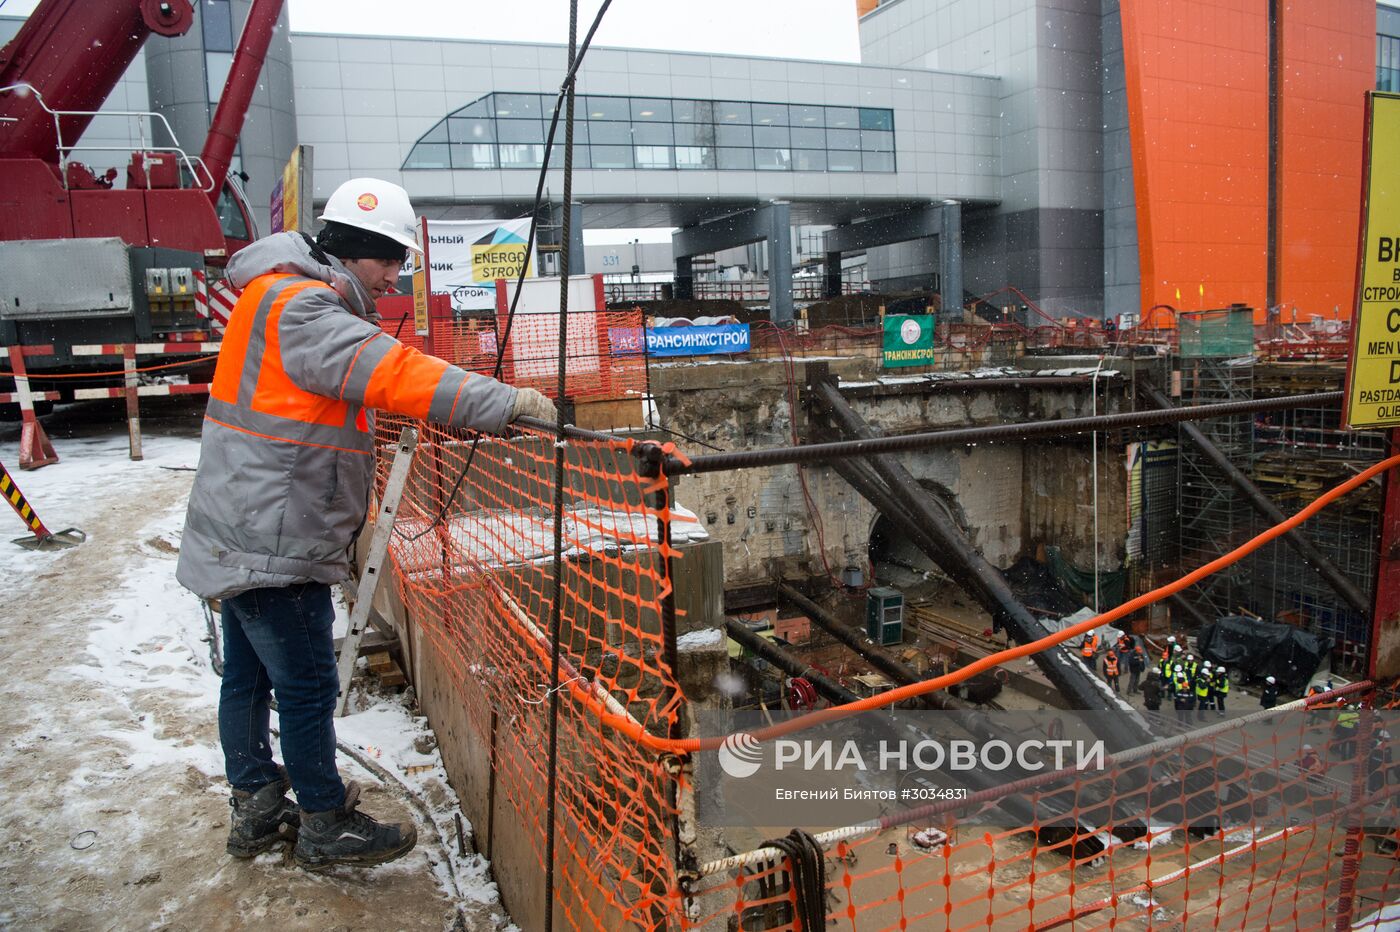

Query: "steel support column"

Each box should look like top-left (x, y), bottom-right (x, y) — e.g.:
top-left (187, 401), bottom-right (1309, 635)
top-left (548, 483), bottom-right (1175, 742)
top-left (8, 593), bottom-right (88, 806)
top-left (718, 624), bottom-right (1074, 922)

top-left (939, 199), bottom-right (963, 316)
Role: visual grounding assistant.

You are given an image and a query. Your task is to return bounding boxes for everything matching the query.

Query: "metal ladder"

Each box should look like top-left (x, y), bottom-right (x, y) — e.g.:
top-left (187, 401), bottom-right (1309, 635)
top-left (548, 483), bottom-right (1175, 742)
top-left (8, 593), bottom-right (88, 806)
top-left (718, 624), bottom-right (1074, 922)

top-left (335, 427), bottom-right (418, 717)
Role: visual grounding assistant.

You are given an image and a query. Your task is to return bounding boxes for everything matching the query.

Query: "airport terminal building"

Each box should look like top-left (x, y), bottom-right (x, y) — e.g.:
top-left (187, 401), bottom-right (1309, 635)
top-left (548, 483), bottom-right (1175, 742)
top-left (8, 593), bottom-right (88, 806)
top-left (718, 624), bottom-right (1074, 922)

top-left (4, 0), bottom-right (1396, 320)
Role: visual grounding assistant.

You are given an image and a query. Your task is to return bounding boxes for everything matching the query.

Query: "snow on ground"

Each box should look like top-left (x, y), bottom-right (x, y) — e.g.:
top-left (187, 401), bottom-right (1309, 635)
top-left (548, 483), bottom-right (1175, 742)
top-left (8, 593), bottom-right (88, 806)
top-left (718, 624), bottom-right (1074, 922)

top-left (0, 412), bottom-right (510, 930)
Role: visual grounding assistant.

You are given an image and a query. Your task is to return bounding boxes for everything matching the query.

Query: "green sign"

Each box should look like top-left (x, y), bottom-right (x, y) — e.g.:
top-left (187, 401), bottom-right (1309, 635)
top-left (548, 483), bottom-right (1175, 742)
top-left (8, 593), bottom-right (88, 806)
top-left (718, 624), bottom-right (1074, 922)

top-left (882, 314), bottom-right (936, 368)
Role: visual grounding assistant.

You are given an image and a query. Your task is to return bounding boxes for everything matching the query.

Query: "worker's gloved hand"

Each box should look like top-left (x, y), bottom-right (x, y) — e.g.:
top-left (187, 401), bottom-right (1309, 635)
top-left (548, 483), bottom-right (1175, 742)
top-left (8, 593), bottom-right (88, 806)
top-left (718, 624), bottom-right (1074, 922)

top-left (510, 387), bottom-right (558, 424)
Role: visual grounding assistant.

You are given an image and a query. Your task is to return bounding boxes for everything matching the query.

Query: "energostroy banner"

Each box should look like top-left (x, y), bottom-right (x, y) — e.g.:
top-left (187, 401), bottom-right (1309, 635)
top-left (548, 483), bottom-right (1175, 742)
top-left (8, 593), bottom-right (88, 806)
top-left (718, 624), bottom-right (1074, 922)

top-left (424, 218), bottom-right (536, 311)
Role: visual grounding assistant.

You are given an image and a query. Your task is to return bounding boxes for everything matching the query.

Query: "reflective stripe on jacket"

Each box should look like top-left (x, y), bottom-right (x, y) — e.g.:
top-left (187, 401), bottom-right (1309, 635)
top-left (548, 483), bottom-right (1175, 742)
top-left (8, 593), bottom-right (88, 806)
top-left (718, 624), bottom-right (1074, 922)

top-left (177, 233), bottom-right (517, 599)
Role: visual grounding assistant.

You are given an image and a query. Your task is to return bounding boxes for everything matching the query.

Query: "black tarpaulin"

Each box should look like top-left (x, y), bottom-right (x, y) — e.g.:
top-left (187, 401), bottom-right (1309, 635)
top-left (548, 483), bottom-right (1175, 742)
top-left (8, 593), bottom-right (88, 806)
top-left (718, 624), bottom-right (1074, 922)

top-left (1196, 616), bottom-right (1331, 694)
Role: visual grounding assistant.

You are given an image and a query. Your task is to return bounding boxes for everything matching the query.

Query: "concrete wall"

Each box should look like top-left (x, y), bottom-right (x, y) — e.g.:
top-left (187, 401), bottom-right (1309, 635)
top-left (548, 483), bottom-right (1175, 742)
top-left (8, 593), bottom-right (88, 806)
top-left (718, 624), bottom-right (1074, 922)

top-left (653, 356), bottom-right (1131, 588)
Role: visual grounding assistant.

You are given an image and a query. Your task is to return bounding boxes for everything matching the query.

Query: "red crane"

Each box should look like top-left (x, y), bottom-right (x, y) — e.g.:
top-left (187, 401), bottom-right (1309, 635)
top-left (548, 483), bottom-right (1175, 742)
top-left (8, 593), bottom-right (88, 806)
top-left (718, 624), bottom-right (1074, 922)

top-left (0, 0), bottom-right (285, 376)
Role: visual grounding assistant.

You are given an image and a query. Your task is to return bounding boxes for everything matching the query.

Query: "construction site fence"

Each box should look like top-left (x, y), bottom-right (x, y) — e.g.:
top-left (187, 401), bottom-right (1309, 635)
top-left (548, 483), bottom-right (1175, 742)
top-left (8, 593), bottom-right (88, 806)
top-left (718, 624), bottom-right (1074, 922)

top-left (377, 299), bottom-right (648, 404)
top-left (371, 409), bottom-right (1399, 931)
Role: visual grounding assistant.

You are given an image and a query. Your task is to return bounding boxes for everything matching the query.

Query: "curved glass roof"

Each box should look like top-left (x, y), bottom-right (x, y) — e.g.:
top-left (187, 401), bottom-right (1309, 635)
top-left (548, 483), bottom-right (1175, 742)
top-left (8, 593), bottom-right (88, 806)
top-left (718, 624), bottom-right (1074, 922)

top-left (403, 92), bottom-right (896, 173)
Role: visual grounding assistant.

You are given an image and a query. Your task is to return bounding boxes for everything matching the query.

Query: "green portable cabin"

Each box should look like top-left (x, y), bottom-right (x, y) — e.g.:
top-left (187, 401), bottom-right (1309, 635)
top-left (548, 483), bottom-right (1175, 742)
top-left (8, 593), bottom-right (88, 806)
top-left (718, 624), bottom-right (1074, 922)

top-left (866, 586), bottom-right (904, 646)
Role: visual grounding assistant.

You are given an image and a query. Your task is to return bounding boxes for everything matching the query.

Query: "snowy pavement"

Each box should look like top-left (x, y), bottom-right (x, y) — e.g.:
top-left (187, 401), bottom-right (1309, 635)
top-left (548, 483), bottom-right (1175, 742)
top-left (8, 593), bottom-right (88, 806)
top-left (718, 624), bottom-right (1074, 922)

top-left (0, 407), bottom-right (511, 931)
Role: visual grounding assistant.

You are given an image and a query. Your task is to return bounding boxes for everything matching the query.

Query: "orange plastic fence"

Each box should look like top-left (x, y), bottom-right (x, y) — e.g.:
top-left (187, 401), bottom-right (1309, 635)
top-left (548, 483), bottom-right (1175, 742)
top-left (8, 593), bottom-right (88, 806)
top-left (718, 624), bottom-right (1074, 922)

top-left (378, 300), bottom-right (647, 403)
top-left (375, 414), bottom-right (685, 927)
top-left (372, 409), bottom-right (1399, 931)
top-left (679, 690), bottom-right (1400, 930)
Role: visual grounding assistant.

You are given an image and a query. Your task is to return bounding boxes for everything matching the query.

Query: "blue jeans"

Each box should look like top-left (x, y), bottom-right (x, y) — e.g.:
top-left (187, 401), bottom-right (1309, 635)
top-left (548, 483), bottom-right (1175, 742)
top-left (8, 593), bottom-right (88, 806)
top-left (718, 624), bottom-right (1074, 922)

top-left (218, 583), bottom-right (346, 813)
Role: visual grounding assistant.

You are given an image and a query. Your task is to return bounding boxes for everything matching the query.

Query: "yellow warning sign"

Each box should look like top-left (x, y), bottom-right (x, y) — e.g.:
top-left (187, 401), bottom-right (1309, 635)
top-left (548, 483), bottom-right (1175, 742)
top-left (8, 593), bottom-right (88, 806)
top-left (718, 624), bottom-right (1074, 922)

top-left (1345, 93), bottom-right (1400, 428)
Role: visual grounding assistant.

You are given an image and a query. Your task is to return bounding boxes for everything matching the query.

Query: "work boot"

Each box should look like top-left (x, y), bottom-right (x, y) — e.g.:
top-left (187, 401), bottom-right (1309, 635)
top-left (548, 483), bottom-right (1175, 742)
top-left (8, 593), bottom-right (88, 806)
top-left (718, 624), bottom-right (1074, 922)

top-left (227, 768), bottom-right (300, 858)
top-left (293, 781), bottom-right (417, 871)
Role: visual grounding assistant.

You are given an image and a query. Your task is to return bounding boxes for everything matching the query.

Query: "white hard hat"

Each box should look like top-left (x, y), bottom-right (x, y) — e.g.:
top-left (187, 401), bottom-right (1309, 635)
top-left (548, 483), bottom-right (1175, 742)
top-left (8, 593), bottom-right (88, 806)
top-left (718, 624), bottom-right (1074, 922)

top-left (1174, 664), bottom-right (1183, 671)
top-left (1266, 676), bottom-right (1275, 683)
top-left (1203, 660), bottom-right (1212, 667)
top-left (1303, 743), bottom-right (1313, 751)
top-left (320, 177), bottom-right (421, 253)
top-left (1167, 635), bottom-right (1176, 642)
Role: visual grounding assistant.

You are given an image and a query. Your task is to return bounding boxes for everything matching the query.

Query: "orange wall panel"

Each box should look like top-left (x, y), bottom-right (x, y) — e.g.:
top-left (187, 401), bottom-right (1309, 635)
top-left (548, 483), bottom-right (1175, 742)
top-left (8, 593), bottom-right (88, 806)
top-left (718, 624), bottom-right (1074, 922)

top-left (1120, 0), bottom-right (1372, 323)
top-left (1121, 0), bottom-right (1270, 319)
top-left (1277, 0), bottom-right (1374, 321)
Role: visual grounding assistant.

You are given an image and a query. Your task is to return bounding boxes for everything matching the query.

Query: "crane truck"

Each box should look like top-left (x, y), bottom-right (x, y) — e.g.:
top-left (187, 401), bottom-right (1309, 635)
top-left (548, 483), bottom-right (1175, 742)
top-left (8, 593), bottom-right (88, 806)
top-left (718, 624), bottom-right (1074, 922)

top-left (0, 0), bottom-right (284, 394)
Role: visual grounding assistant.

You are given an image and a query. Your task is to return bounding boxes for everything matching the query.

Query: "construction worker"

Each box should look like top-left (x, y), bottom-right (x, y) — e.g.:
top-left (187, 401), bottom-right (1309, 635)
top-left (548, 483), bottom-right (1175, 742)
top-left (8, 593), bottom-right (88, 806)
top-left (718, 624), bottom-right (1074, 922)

top-left (1193, 664), bottom-right (1212, 720)
top-left (1127, 644), bottom-right (1146, 694)
top-left (1161, 634), bottom-right (1177, 664)
top-left (1141, 670), bottom-right (1163, 712)
top-left (1158, 651), bottom-right (1172, 682)
top-left (1185, 653), bottom-right (1199, 681)
top-left (1081, 631), bottom-right (1100, 661)
top-left (176, 178), bottom-right (556, 871)
top-left (1173, 664), bottom-right (1194, 721)
top-left (1102, 650), bottom-right (1121, 693)
top-left (1213, 667), bottom-right (1230, 713)
top-left (1115, 632), bottom-right (1133, 659)
top-left (1332, 703), bottom-right (1361, 759)
top-left (1260, 675), bottom-right (1279, 709)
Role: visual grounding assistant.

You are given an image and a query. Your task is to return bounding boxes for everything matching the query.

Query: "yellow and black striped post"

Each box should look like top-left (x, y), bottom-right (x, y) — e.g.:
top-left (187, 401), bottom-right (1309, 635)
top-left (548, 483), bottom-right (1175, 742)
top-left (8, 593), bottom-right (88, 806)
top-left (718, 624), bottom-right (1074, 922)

top-left (1, 459), bottom-right (52, 541)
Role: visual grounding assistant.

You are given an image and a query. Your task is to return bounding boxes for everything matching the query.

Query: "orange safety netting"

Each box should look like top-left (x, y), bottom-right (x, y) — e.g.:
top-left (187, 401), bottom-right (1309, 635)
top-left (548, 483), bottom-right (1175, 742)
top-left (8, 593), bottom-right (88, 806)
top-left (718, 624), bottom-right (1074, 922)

top-left (378, 298), bottom-right (647, 403)
top-left (370, 404), bottom-right (1400, 930)
top-left (373, 414), bottom-right (685, 927)
top-left (678, 689), bottom-right (1400, 930)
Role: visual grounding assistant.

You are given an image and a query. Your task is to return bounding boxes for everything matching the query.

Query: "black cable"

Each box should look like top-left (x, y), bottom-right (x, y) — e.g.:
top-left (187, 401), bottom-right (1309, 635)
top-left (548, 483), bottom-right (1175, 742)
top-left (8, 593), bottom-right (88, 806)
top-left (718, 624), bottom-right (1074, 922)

top-left (393, 0), bottom-right (615, 544)
top-left (543, 4), bottom-right (580, 930)
top-left (752, 829), bottom-right (827, 931)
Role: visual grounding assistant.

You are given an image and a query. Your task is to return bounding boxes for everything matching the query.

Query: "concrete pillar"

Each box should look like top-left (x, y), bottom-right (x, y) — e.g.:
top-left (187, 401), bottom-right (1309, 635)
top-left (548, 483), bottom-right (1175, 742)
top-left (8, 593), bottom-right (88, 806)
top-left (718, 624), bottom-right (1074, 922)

top-left (675, 255), bottom-right (694, 300)
top-left (824, 250), bottom-right (843, 298)
top-left (939, 199), bottom-right (963, 317)
top-left (767, 200), bottom-right (793, 324)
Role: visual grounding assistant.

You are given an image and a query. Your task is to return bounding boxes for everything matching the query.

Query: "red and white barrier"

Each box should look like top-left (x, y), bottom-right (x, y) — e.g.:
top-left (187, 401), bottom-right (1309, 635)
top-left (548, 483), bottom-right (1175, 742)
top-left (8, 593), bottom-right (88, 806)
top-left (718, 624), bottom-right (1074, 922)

top-left (68, 343), bottom-right (218, 462)
top-left (71, 383), bottom-right (210, 400)
top-left (2, 345), bottom-right (60, 470)
top-left (72, 342), bottom-right (221, 356)
top-left (193, 270), bottom-right (238, 332)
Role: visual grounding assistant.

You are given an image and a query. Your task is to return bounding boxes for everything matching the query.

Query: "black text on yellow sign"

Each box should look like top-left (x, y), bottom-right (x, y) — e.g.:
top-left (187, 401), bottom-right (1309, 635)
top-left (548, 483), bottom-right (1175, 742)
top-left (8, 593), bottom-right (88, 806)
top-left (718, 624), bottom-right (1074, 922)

top-left (412, 267), bottom-right (429, 336)
top-left (1346, 93), bottom-right (1400, 428)
top-left (472, 243), bottom-right (532, 282)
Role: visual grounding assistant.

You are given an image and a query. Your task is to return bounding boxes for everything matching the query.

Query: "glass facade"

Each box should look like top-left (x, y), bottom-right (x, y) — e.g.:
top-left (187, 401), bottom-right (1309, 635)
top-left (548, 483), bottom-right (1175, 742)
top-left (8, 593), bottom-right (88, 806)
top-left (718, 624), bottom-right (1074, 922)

top-left (1381, 34), bottom-right (1400, 92)
top-left (403, 93), bottom-right (896, 172)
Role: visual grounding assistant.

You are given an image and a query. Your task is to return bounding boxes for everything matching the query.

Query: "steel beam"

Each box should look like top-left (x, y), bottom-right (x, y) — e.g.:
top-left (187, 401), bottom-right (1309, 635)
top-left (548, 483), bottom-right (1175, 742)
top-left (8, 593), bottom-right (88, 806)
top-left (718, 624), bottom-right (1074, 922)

top-left (776, 581), bottom-right (970, 712)
top-left (724, 619), bottom-right (858, 705)
top-left (662, 390), bottom-right (1344, 475)
top-left (810, 376), bottom-right (1152, 749)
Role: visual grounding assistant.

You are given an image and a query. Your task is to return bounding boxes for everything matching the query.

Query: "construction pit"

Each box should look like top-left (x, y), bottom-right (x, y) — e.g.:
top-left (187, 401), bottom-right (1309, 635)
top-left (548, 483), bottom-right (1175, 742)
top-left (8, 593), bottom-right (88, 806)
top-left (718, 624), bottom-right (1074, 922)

top-left (326, 304), bottom-right (1397, 931)
top-left (4, 300), bottom-right (1399, 931)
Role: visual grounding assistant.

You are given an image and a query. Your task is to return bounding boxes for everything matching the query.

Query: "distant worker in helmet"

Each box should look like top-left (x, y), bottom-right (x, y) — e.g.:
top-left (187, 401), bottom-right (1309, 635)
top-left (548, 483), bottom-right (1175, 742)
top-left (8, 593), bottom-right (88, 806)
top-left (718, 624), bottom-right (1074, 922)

top-left (1081, 632), bottom-right (1100, 661)
top-left (1212, 667), bottom-right (1230, 714)
top-left (1260, 675), bottom-right (1279, 709)
top-left (177, 178), bottom-right (556, 872)
top-left (1102, 650), bottom-right (1121, 693)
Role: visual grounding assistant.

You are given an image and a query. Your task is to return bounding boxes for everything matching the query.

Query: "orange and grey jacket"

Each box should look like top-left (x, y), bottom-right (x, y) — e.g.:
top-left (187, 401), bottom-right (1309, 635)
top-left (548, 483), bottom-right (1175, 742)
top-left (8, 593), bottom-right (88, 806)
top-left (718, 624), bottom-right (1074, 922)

top-left (176, 232), bottom-right (517, 599)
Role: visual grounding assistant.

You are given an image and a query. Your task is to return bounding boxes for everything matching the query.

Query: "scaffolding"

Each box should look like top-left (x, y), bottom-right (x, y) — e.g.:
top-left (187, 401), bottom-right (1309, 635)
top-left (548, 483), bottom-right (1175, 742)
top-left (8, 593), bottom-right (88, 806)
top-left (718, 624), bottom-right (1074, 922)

top-left (1176, 309), bottom-right (1256, 621)
top-left (1248, 380), bottom-right (1385, 672)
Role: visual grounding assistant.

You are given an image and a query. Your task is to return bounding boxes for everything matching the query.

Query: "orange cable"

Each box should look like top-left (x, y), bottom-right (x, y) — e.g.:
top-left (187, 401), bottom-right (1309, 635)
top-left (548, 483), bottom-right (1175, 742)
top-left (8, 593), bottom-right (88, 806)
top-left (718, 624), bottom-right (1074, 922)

top-left (2, 354), bottom-right (219, 380)
top-left (597, 451), bottom-right (1400, 755)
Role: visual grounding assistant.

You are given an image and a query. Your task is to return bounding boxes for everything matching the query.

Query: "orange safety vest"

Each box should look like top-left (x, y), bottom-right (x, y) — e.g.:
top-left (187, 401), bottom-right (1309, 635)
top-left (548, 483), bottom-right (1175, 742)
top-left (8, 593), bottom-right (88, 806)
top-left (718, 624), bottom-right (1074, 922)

top-left (1081, 634), bottom-right (1099, 658)
top-left (1103, 654), bottom-right (1119, 676)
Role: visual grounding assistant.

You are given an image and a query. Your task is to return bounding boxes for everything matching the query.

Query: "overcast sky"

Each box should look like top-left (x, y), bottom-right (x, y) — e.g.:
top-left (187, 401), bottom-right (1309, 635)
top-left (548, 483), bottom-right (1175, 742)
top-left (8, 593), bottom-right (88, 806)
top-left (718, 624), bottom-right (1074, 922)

top-left (0, 0), bottom-right (864, 62)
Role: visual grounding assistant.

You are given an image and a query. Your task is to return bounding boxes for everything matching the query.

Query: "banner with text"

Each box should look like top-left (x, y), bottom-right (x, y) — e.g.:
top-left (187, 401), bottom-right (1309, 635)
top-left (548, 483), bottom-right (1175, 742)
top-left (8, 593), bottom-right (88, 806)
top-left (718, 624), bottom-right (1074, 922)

top-left (883, 314), bottom-right (937, 367)
top-left (424, 219), bottom-right (536, 312)
top-left (610, 324), bottom-right (751, 357)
